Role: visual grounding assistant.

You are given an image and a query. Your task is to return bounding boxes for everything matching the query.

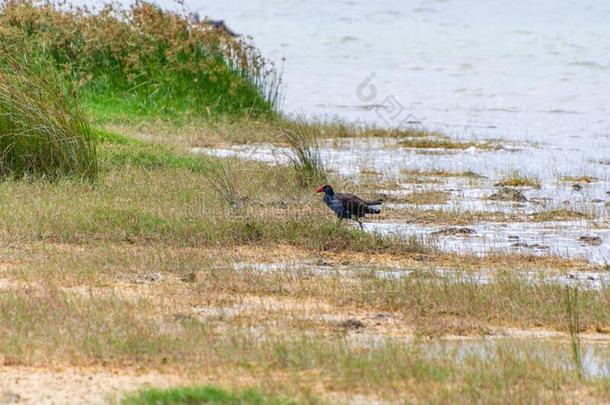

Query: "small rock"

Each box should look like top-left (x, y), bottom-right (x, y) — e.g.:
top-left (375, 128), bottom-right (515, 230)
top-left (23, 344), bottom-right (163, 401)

top-left (338, 319), bottom-right (365, 330)
top-left (0, 391), bottom-right (20, 403)
top-left (512, 242), bottom-right (527, 248)
top-left (431, 227), bottom-right (476, 236)
top-left (135, 272), bottom-right (164, 284)
top-left (592, 199), bottom-right (604, 203)
top-left (572, 184), bottom-right (583, 191)
top-left (180, 272), bottom-right (197, 283)
top-left (173, 313), bottom-right (194, 323)
top-left (488, 187), bottom-right (527, 202)
top-left (511, 242), bottom-right (549, 250)
top-left (507, 235), bottom-right (520, 240)
top-left (272, 200), bottom-right (288, 209)
top-left (579, 236), bottom-right (603, 246)
top-left (377, 193), bottom-right (388, 201)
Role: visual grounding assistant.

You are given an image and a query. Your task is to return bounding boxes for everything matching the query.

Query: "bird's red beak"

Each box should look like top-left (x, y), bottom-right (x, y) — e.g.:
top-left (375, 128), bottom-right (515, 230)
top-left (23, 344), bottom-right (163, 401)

top-left (316, 186), bottom-right (324, 193)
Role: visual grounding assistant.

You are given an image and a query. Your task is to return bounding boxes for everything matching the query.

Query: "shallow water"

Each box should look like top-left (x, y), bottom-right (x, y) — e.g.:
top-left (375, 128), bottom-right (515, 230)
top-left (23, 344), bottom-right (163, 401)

top-left (196, 139), bottom-right (609, 263)
top-left (176, 0), bottom-right (610, 213)
top-left (194, 137), bottom-right (610, 184)
top-left (423, 339), bottom-right (610, 378)
top-left (81, 0), bottom-right (610, 262)
top-left (368, 220), bottom-right (610, 265)
top-left (233, 261), bottom-right (610, 290)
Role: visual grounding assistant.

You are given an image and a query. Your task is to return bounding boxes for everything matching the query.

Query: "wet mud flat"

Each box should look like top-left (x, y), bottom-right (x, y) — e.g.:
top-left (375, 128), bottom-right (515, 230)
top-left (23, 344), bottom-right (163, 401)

top-left (195, 136), bottom-right (609, 264)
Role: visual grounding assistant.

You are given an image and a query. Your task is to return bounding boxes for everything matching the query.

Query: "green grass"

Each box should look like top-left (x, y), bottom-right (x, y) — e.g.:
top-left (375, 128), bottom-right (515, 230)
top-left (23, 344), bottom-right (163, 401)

top-left (122, 385), bottom-right (294, 405)
top-left (0, 48), bottom-right (97, 179)
top-left (0, 1), bottom-right (280, 120)
top-left (0, 132), bottom-right (429, 255)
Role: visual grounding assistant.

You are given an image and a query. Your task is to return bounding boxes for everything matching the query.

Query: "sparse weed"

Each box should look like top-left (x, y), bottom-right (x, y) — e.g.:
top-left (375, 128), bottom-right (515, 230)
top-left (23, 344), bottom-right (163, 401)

top-left (278, 120), bottom-right (327, 187)
top-left (565, 286), bottom-right (584, 379)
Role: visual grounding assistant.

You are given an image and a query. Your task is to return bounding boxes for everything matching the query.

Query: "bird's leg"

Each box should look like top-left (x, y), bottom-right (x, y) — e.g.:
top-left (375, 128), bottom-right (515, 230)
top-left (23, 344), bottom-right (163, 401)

top-left (356, 218), bottom-right (364, 230)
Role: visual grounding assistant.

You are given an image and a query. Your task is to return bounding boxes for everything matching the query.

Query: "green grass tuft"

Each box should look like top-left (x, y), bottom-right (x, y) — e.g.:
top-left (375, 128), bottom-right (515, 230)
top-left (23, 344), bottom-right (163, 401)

top-left (0, 47), bottom-right (97, 179)
top-left (121, 385), bottom-right (294, 405)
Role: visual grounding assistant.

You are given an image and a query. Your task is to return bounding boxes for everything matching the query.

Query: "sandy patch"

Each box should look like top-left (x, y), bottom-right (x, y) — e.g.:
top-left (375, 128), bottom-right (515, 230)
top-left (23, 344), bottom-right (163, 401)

top-left (0, 366), bottom-right (181, 404)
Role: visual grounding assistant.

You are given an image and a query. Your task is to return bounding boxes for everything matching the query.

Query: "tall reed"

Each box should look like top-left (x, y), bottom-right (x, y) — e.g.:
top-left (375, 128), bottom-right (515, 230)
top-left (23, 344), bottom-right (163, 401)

top-left (0, 1), bottom-right (281, 118)
top-left (564, 286), bottom-right (584, 379)
top-left (278, 120), bottom-right (327, 187)
top-left (202, 159), bottom-right (245, 212)
top-left (0, 47), bottom-right (97, 179)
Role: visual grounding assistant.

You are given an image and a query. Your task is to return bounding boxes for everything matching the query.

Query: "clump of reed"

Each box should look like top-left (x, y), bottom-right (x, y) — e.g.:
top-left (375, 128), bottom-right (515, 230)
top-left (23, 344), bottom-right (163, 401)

top-left (202, 158), bottom-right (247, 211)
top-left (0, 0), bottom-right (281, 118)
top-left (0, 47), bottom-right (97, 179)
top-left (565, 286), bottom-right (584, 379)
top-left (278, 120), bottom-right (327, 187)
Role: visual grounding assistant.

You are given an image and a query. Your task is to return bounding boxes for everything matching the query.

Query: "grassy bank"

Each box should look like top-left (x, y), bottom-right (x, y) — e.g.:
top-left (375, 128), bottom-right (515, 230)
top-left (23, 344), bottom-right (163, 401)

top-left (0, 1), bottom-right (280, 119)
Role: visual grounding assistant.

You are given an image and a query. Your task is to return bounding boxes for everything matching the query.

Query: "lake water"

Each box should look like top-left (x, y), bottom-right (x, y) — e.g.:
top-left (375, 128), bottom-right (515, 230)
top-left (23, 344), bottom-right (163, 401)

top-left (79, 1), bottom-right (610, 142)
top-left (186, 0), bottom-right (610, 145)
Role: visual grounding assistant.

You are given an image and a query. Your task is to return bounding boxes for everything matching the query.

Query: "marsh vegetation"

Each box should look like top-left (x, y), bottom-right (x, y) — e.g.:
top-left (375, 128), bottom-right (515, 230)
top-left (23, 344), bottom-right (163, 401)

top-left (0, 1), bottom-right (608, 403)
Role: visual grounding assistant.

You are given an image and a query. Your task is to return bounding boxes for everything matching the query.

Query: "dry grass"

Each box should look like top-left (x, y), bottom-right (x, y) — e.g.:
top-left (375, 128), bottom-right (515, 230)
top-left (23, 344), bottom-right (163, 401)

top-left (529, 209), bottom-right (590, 222)
top-left (102, 116), bottom-right (442, 149)
top-left (400, 168), bottom-right (484, 179)
top-left (385, 190), bottom-right (451, 205)
top-left (0, 241), bottom-right (608, 402)
top-left (495, 171), bottom-right (541, 188)
top-left (0, 113), bottom-right (605, 401)
top-left (398, 136), bottom-right (500, 150)
top-left (560, 176), bottom-right (598, 184)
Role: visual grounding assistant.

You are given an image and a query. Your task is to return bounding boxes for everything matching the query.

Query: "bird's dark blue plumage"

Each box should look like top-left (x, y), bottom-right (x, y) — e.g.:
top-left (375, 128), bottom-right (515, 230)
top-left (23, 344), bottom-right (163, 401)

top-left (317, 184), bottom-right (382, 229)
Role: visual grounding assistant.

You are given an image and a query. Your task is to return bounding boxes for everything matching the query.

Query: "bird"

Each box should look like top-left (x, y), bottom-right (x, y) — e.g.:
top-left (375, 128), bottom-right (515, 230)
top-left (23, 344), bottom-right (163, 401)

top-left (316, 184), bottom-right (382, 229)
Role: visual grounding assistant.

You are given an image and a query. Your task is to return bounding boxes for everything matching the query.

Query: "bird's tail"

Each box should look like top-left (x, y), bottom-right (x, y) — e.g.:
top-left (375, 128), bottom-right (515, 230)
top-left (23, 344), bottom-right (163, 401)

top-left (365, 200), bottom-right (382, 214)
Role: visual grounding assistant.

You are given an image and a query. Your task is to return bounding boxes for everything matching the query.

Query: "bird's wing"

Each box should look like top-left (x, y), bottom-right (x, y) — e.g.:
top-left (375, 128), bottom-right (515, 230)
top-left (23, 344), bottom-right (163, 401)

top-left (335, 193), bottom-right (369, 211)
top-left (335, 192), bottom-right (382, 215)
